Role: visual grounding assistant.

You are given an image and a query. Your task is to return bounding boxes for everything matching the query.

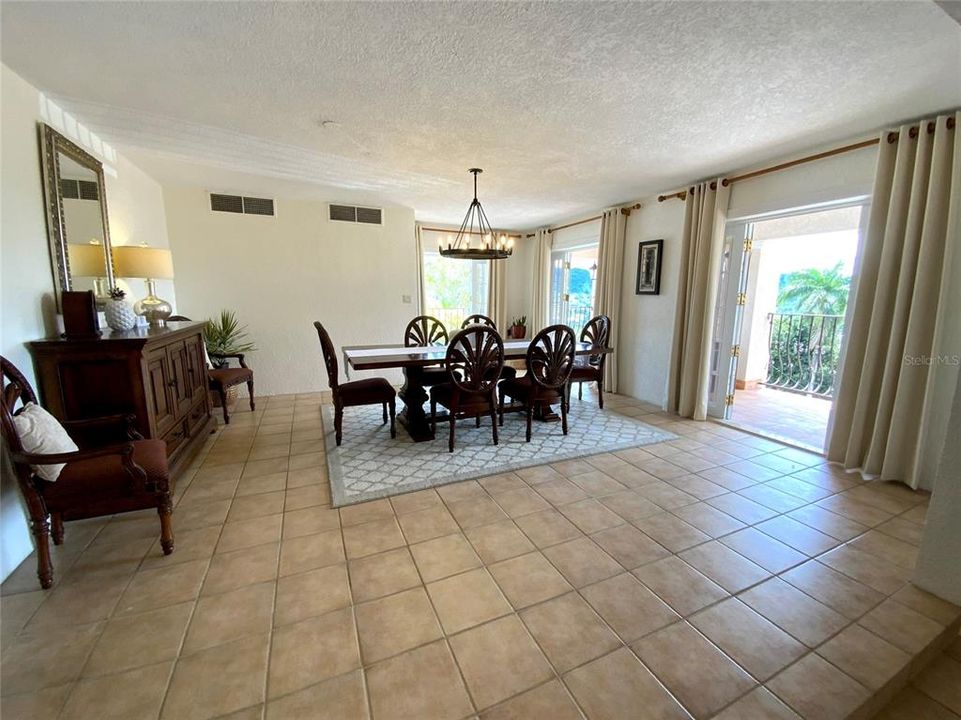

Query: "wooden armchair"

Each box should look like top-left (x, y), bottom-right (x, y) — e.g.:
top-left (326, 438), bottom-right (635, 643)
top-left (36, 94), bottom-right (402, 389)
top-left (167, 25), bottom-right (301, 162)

top-left (567, 315), bottom-right (611, 409)
top-left (169, 315), bottom-right (254, 424)
top-left (499, 325), bottom-right (576, 440)
top-left (429, 325), bottom-right (504, 452)
top-left (1, 356), bottom-right (174, 589)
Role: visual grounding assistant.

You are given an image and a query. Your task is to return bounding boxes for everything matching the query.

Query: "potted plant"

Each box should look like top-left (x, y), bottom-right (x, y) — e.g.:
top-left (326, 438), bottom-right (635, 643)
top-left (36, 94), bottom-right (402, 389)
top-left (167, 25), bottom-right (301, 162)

top-left (510, 315), bottom-right (527, 339)
top-left (203, 310), bottom-right (256, 406)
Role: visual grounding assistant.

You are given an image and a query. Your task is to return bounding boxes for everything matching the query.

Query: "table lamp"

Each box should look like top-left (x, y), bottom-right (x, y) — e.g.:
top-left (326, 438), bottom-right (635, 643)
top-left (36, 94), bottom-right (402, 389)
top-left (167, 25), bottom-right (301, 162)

top-left (112, 244), bottom-right (175, 326)
top-left (67, 240), bottom-right (110, 308)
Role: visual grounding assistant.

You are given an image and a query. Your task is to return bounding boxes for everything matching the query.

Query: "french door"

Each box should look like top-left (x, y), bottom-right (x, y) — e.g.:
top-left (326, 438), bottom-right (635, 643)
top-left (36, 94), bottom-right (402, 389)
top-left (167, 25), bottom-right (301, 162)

top-left (549, 245), bottom-right (599, 329)
top-left (707, 222), bottom-right (754, 419)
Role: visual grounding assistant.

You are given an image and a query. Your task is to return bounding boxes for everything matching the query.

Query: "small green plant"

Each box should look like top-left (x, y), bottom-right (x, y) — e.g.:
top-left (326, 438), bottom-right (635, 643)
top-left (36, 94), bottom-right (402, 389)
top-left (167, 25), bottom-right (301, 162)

top-left (511, 315), bottom-right (527, 327)
top-left (204, 310), bottom-right (256, 368)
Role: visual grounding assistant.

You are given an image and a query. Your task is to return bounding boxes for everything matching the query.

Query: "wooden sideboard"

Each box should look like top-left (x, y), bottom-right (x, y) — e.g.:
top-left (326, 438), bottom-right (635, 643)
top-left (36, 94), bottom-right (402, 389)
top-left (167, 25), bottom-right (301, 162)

top-left (28, 321), bottom-right (215, 476)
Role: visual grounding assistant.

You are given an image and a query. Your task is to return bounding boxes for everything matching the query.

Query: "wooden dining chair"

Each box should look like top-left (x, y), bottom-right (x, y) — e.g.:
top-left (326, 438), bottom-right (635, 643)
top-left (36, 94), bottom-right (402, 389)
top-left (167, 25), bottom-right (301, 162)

top-left (498, 325), bottom-right (576, 441)
top-left (404, 315), bottom-right (449, 387)
top-left (567, 315), bottom-right (611, 409)
top-left (314, 321), bottom-right (396, 446)
top-left (460, 316), bottom-right (517, 381)
top-left (429, 325), bottom-right (504, 452)
top-left (1, 356), bottom-right (174, 589)
top-left (460, 314), bottom-right (496, 329)
top-left (169, 315), bottom-right (254, 424)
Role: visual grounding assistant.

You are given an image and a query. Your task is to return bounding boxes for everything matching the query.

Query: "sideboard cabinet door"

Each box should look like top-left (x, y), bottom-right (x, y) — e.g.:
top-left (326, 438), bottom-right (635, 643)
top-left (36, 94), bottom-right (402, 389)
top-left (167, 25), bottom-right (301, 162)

top-left (146, 347), bottom-right (177, 436)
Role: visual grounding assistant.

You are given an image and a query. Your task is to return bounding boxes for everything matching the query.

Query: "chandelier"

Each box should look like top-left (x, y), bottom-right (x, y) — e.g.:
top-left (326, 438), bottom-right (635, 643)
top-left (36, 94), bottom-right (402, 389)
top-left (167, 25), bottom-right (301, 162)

top-left (438, 168), bottom-right (513, 260)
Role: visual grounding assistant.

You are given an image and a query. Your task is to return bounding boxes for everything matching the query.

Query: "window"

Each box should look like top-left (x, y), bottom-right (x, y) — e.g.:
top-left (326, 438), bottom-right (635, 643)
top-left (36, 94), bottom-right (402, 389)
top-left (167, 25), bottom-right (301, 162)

top-left (548, 219), bottom-right (601, 330)
top-left (421, 230), bottom-right (489, 330)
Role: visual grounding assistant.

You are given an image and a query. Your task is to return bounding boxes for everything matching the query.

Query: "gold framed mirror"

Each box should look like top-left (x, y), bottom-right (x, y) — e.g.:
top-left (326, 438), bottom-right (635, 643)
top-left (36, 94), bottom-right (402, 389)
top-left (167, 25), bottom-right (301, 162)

top-left (39, 123), bottom-right (114, 309)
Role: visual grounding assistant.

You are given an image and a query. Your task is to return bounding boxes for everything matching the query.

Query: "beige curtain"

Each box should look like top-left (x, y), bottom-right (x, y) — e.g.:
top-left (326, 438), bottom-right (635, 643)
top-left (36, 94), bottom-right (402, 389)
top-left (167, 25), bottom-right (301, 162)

top-left (667, 179), bottom-right (731, 420)
top-left (594, 208), bottom-right (626, 393)
top-left (530, 228), bottom-right (552, 332)
top-left (487, 258), bottom-right (508, 332)
top-left (414, 223), bottom-right (426, 315)
top-left (828, 113), bottom-right (960, 489)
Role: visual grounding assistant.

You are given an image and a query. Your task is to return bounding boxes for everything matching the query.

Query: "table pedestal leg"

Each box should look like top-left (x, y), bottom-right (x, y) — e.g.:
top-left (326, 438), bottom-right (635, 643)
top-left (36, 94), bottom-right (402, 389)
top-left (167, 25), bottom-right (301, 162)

top-left (533, 400), bottom-right (560, 422)
top-left (398, 366), bottom-right (435, 441)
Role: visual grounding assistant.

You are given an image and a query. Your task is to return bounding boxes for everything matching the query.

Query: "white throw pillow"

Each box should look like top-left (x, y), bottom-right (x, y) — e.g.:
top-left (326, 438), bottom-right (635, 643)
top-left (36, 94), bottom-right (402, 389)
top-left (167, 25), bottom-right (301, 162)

top-left (10, 403), bottom-right (79, 482)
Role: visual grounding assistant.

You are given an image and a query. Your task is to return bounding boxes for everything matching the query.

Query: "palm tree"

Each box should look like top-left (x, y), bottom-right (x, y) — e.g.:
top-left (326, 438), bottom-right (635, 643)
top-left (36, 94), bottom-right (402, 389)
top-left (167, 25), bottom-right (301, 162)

top-left (777, 262), bottom-right (851, 316)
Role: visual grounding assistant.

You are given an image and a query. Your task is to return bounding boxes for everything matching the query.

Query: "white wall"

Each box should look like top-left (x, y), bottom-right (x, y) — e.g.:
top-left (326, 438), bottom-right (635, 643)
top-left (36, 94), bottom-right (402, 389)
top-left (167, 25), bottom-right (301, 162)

top-left (727, 144), bottom-right (877, 220)
top-left (0, 64), bottom-right (174, 581)
top-left (617, 198), bottom-right (687, 406)
top-left (164, 186), bottom-right (418, 394)
top-left (108, 155), bottom-right (176, 308)
top-left (505, 234), bottom-right (534, 327)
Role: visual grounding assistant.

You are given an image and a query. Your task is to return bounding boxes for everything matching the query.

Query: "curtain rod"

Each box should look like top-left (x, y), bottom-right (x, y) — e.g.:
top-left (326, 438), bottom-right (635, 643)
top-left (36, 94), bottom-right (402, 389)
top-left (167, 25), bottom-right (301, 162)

top-left (524, 202), bottom-right (643, 237)
top-left (657, 118), bottom-right (955, 202)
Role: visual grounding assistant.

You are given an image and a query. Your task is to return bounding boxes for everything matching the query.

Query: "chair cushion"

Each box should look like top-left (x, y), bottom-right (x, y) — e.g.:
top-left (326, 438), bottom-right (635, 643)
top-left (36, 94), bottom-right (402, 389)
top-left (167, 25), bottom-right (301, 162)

top-left (339, 377), bottom-right (395, 406)
top-left (208, 367), bottom-right (253, 389)
top-left (430, 382), bottom-right (495, 411)
top-left (570, 363), bottom-right (600, 381)
top-left (11, 402), bottom-right (79, 482)
top-left (42, 439), bottom-right (169, 508)
top-left (499, 375), bottom-right (534, 400)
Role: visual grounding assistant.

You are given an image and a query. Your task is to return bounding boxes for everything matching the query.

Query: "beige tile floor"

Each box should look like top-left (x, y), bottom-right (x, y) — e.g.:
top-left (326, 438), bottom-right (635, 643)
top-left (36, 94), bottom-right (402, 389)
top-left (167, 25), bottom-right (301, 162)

top-left (1, 391), bottom-right (959, 720)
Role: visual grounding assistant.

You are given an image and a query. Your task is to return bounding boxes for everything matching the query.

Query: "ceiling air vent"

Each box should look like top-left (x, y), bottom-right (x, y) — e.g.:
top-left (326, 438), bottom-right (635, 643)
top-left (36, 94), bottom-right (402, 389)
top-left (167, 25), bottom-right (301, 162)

top-left (242, 197), bottom-right (275, 216)
top-left (210, 193), bottom-right (275, 216)
top-left (356, 207), bottom-right (383, 225)
top-left (329, 204), bottom-right (383, 225)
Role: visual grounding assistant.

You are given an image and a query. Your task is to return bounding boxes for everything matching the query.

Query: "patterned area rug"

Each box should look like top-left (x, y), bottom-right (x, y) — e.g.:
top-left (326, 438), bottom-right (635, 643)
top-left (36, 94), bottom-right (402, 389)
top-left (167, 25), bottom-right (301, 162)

top-left (325, 400), bottom-right (676, 506)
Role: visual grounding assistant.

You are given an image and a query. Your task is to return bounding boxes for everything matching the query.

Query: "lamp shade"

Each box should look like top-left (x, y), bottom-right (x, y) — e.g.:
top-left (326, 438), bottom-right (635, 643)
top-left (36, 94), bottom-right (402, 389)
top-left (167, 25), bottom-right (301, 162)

top-left (113, 245), bottom-right (174, 279)
top-left (67, 242), bottom-right (107, 277)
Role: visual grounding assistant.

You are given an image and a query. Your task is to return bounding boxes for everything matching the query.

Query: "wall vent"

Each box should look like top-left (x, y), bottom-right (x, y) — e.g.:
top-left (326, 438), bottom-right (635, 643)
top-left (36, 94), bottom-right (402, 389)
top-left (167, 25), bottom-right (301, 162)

top-left (60, 179), bottom-right (99, 201)
top-left (329, 204), bottom-right (383, 225)
top-left (210, 193), bottom-right (275, 216)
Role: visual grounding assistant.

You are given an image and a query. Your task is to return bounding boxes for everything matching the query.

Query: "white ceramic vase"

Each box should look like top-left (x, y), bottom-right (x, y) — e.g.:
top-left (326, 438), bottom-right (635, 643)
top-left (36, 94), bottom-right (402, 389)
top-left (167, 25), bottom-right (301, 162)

top-left (105, 298), bottom-right (137, 331)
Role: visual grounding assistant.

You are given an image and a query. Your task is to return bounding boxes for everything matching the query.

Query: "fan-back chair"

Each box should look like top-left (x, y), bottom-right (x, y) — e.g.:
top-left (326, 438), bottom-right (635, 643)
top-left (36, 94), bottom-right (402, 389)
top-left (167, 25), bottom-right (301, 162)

top-left (429, 325), bottom-right (504, 452)
top-left (459, 314), bottom-right (517, 381)
top-left (314, 321), bottom-right (395, 446)
top-left (0, 356), bottom-right (174, 589)
top-left (404, 315), bottom-right (450, 387)
top-left (498, 325), bottom-right (576, 440)
top-left (568, 315), bottom-right (611, 409)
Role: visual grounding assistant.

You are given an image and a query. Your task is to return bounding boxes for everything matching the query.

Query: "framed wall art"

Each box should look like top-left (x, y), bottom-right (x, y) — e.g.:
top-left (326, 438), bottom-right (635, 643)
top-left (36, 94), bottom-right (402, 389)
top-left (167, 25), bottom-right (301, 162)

top-left (636, 239), bottom-right (663, 295)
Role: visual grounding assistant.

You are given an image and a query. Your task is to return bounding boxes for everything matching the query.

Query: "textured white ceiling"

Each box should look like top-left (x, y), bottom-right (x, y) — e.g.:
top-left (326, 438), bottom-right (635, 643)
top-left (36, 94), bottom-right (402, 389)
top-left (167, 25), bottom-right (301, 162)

top-left (2, 1), bottom-right (959, 228)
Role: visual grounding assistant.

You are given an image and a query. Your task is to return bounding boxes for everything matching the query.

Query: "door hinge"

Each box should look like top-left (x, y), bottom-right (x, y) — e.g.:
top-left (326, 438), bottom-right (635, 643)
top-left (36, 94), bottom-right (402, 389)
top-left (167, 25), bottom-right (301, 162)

top-left (736, 292), bottom-right (748, 306)
top-left (731, 345), bottom-right (740, 357)
top-left (563, 293), bottom-right (570, 302)
top-left (725, 393), bottom-right (735, 406)
top-left (564, 261), bottom-right (571, 270)
top-left (743, 239), bottom-right (753, 252)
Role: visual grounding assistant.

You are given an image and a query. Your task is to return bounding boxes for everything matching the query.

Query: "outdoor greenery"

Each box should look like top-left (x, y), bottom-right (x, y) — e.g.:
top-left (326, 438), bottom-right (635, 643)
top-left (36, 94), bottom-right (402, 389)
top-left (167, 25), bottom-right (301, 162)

top-left (204, 310), bottom-right (256, 368)
top-left (423, 255), bottom-right (476, 313)
top-left (776, 262), bottom-right (851, 316)
top-left (767, 263), bottom-right (849, 396)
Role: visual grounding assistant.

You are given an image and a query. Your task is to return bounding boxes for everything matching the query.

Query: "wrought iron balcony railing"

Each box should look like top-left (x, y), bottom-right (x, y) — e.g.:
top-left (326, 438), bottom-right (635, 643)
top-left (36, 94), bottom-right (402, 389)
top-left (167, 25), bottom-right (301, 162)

top-left (764, 313), bottom-right (844, 398)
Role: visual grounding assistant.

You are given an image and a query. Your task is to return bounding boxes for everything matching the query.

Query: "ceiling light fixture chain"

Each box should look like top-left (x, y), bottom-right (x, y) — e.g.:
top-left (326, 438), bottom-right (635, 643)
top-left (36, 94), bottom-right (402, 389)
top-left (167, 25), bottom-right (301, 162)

top-left (439, 168), bottom-right (513, 260)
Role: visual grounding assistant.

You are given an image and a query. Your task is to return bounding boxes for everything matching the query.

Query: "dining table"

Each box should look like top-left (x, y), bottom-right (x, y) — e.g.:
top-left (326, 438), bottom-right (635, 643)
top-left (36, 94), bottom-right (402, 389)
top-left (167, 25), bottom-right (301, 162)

top-left (343, 339), bottom-right (612, 442)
